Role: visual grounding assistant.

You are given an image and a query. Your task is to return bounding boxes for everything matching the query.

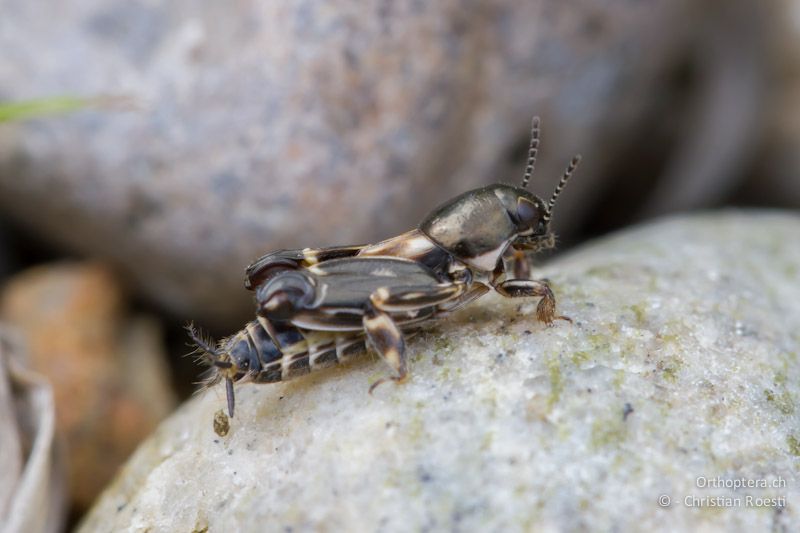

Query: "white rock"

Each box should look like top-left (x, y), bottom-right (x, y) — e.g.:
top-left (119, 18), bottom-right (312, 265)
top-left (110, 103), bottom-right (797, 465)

top-left (80, 212), bottom-right (800, 532)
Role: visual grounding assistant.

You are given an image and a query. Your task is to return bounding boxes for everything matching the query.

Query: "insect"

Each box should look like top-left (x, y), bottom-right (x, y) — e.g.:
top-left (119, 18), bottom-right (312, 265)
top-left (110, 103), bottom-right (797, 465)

top-left (189, 117), bottom-right (580, 420)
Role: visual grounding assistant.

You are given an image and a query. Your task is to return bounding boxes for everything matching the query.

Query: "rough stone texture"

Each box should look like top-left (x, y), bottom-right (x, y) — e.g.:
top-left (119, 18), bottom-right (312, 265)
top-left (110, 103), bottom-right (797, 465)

top-left (0, 262), bottom-right (176, 510)
top-left (79, 212), bottom-right (800, 532)
top-left (0, 0), bottom-right (707, 328)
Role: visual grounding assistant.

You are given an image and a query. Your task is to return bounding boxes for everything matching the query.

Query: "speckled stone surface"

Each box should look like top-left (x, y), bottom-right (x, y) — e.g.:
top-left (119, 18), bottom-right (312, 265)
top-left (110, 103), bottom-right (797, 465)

top-left (78, 212), bottom-right (800, 532)
top-left (0, 0), bottom-right (698, 327)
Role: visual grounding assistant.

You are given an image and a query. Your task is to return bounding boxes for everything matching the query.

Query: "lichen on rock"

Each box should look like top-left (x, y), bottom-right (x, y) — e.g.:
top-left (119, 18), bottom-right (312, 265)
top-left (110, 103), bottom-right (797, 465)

top-left (80, 212), bottom-right (800, 532)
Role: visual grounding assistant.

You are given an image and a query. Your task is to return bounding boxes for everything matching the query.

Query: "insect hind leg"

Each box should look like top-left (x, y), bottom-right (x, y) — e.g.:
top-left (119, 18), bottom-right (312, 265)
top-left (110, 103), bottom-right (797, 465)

top-left (363, 282), bottom-right (468, 393)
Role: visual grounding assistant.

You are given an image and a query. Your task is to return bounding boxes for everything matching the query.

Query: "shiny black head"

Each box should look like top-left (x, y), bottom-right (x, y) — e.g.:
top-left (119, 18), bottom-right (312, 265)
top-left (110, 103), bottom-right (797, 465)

top-left (419, 116), bottom-right (580, 271)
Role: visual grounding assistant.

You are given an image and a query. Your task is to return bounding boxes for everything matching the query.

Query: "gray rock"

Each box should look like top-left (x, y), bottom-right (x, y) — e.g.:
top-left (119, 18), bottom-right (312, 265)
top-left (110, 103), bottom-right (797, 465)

top-left (0, 0), bottom-right (706, 327)
top-left (78, 212), bottom-right (800, 532)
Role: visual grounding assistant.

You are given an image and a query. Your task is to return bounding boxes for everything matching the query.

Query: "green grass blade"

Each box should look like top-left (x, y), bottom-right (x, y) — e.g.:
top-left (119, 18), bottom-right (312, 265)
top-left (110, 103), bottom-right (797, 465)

top-left (0, 96), bottom-right (93, 123)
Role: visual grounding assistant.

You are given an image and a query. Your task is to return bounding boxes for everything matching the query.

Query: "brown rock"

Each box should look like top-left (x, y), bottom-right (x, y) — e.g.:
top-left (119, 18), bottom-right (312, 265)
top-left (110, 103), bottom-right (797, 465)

top-left (0, 262), bottom-right (175, 510)
top-left (0, 336), bottom-right (65, 533)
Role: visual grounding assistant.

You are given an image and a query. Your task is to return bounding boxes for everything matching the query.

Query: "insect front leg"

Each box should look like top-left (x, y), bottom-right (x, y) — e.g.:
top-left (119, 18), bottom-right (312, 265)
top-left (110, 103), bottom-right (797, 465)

top-left (494, 250), bottom-right (570, 326)
top-left (507, 247), bottom-right (533, 280)
top-left (493, 278), bottom-right (571, 326)
top-left (364, 282), bottom-right (468, 392)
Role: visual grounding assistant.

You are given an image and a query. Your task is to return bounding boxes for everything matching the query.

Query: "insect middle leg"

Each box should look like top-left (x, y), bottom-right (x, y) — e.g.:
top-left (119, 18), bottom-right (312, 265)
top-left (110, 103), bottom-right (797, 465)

top-left (363, 283), bottom-right (468, 392)
top-left (436, 283), bottom-right (491, 315)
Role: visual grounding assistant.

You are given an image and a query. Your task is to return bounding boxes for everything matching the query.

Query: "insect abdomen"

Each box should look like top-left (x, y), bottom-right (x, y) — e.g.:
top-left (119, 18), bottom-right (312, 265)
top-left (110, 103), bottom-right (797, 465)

top-left (236, 318), bottom-right (366, 384)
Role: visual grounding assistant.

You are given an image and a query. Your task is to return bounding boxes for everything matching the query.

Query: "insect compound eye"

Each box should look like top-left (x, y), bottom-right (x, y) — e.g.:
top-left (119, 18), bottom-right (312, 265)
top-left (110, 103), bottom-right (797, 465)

top-left (515, 196), bottom-right (544, 234)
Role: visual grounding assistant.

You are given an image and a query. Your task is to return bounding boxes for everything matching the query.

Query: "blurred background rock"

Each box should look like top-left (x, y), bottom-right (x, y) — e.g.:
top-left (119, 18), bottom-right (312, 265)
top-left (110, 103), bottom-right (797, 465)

top-left (0, 262), bottom-right (175, 523)
top-left (0, 329), bottom-right (63, 533)
top-left (0, 0), bottom-right (797, 528)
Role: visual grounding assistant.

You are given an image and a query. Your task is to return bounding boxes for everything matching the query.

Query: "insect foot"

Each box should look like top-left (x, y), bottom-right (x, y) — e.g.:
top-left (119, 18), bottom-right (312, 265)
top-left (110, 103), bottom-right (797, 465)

top-left (534, 284), bottom-right (573, 326)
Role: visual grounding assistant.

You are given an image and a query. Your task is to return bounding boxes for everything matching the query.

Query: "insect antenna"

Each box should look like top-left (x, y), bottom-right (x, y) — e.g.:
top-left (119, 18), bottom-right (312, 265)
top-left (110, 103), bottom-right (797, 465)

top-left (185, 323), bottom-right (234, 371)
top-left (185, 322), bottom-right (218, 364)
top-left (544, 154), bottom-right (581, 222)
top-left (186, 322), bottom-right (237, 417)
top-left (520, 116), bottom-right (540, 189)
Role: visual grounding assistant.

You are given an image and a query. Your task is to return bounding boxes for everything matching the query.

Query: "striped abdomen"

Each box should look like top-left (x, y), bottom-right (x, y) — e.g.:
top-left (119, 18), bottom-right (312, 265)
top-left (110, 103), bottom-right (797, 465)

top-left (221, 317), bottom-right (366, 384)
